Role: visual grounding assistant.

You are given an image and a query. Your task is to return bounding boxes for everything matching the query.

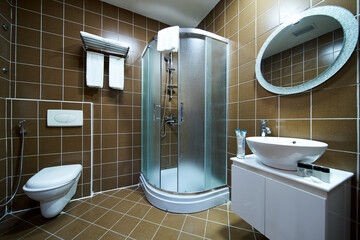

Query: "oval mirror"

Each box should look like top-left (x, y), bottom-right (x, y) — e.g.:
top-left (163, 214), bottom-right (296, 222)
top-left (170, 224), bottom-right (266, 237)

top-left (255, 6), bottom-right (359, 95)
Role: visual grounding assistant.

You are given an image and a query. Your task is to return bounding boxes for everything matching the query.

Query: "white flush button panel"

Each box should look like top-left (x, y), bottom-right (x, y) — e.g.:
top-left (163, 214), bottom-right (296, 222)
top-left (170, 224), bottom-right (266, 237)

top-left (47, 110), bottom-right (83, 127)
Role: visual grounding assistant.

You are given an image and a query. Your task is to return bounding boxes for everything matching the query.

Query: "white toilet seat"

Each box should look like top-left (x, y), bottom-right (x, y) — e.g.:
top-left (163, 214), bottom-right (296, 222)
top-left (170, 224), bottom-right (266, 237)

top-left (23, 164), bottom-right (82, 192)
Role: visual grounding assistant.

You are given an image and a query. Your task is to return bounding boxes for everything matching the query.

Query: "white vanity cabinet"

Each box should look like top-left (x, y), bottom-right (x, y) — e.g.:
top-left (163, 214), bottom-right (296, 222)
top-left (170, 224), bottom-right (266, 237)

top-left (231, 155), bottom-right (353, 240)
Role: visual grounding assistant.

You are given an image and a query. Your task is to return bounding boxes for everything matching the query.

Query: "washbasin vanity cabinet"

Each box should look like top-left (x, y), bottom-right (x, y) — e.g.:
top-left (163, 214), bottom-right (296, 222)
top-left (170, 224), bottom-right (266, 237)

top-left (231, 155), bottom-right (352, 240)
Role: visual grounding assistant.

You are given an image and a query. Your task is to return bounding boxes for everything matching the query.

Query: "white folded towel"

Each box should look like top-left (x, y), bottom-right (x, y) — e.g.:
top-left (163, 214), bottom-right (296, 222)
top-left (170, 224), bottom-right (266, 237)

top-left (109, 55), bottom-right (124, 90)
top-left (157, 26), bottom-right (179, 52)
top-left (86, 51), bottom-right (104, 88)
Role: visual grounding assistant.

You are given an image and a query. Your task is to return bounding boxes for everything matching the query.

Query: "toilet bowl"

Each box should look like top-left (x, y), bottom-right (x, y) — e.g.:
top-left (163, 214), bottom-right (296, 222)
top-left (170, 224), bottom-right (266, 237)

top-left (23, 164), bottom-right (82, 218)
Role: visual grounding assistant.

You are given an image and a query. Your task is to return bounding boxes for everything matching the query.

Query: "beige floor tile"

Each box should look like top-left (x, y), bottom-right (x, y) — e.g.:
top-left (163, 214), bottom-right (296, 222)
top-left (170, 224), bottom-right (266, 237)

top-left (0, 215), bottom-right (28, 235)
top-left (125, 191), bottom-right (144, 202)
top-left (14, 209), bottom-right (47, 226)
top-left (62, 200), bottom-right (83, 212)
top-left (73, 224), bottom-right (107, 240)
top-left (143, 207), bottom-right (167, 224)
top-left (100, 230), bottom-right (126, 240)
top-left (111, 189), bottom-right (133, 199)
top-left (94, 210), bottom-right (123, 229)
top-left (208, 208), bottom-right (228, 225)
top-left (162, 212), bottom-right (186, 230)
top-left (187, 210), bottom-right (208, 219)
top-left (0, 215), bottom-right (21, 234)
top-left (21, 228), bottom-right (52, 239)
top-left (205, 221), bottom-right (229, 240)
top-left (84, 194), bottom-right (109, 205)
top-left (228, 212), bottom-right (252, 230)
top-left (129, 220), bottom-right (159, 240)
top-left (230, 227), bottom-right (255, 240)
top-left (111, 199), bottom-right (136, 214)
top-left (111, 215), bottom-right (140, 236)
top-left (215, 203), bottom-right (228, 211)
top-left (102, 189), bottom-right (119, 195)
top-left (98, 196), bottom-right (122, 209)
top-left (153, 226), bottom-right (180, 240)
top-left (182, 216), bottom-right (206, 237)
top-left (24, 229), bottom-right (51, 240)
top-left (178, 232), bottom-right (203, 240)
top-left (47, 235), bottom-right (63, 240)
top-left (65, 202), bottom-right (95, 217)
top-left (79, 206), bottom-right (108, 222)
top-left (18, 214), bottom-right (51, 228)
top-left (55, 219), bottom-right (91, 239)
top-left (138, 196), bottom-right (152, 205)
top-left (41, 214), bottom-right (77, 234)
top-left (127, 203), bottom-right (151, 218)
top-left (0, 221), bottom-right (35, 239)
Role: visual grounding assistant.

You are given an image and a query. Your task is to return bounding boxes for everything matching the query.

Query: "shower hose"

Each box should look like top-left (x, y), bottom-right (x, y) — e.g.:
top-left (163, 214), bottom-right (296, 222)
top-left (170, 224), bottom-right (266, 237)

top-left (0, 121), bottom-right (26, 210)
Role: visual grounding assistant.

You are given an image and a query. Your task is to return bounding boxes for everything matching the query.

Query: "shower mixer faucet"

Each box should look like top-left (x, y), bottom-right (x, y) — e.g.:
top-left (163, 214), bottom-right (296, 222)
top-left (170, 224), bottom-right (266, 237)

top-left (164, 113), bottom-right (177, 126)
top-left (260, 120), bottom-right (271, 137)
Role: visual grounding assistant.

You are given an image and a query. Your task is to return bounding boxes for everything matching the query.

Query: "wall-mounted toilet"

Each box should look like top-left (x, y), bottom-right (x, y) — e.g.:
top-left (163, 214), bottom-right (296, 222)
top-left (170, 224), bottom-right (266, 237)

top-left (23, 164), bottom-right (82, 218)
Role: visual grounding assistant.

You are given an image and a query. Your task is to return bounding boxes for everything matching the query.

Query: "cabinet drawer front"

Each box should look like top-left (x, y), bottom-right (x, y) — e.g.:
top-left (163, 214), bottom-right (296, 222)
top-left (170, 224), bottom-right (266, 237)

top-left (266, 178), bottom-right (326, 240)
top-left (231, 164), bottom-right (265, 234)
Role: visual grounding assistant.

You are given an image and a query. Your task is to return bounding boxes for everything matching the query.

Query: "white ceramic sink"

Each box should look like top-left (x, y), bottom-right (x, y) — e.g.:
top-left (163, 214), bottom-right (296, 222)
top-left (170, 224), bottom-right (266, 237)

top-left (246, 137), bottom-right (328, 170)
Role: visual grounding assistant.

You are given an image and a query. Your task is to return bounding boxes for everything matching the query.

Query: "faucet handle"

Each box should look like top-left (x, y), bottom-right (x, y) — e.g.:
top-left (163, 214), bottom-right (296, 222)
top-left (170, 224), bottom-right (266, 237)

top-left (260, 119), bottom-right (268, 125)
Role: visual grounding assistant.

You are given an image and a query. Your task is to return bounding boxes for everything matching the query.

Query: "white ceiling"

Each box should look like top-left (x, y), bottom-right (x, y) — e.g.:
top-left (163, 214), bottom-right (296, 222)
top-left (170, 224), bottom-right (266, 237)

top-left (102, 0), bottom-right (219, 28)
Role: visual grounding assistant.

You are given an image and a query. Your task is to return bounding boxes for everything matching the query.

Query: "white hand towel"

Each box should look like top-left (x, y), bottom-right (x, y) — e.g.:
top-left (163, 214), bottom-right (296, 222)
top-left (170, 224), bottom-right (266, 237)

top-left (157, 26), bottom-right (179, 52)
top-left (109, 55), bottom-right (124, 90)
top-left (86, 51), bottom-right (104, 88)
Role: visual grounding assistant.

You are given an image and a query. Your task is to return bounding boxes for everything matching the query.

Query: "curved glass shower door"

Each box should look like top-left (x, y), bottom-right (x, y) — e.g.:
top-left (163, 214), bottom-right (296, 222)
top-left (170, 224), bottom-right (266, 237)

top-left (142, 30), bottom-right (228, 195)
top-left (141, 41), bottom-right (161, 188)
top-left (177, 36), bottom-right (227, 193)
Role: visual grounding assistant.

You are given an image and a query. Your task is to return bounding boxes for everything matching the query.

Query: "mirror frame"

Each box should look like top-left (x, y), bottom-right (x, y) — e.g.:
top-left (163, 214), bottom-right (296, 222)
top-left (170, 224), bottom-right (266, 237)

top-left (255, 6), bottom-right (359, 95)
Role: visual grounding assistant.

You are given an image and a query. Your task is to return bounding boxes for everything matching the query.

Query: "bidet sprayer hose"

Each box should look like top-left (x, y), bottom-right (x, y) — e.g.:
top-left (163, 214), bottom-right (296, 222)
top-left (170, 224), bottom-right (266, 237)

top-left (0, 121), bottom-right (26, 207)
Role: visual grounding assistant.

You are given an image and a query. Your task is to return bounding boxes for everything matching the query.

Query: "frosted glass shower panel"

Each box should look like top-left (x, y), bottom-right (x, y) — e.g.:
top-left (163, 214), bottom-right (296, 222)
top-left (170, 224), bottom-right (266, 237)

top-left (204, 38), bottom-right (227, 189)
top-left (178, 36), bottom-right (206, 193)
top-left (141, 41), bottom-right (161, 188)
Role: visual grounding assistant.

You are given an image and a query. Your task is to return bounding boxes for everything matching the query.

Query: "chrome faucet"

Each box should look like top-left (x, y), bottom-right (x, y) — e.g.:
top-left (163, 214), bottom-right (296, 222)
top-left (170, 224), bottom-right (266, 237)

top-left (164, 113), bottom-right (177, 126)
top-left (260, 120), bottom-right (271, 137)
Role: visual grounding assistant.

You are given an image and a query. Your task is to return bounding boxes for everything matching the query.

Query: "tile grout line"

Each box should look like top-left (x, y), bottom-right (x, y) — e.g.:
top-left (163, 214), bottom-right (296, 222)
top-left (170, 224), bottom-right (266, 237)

top-left (49, 188), bottom-right (132, 239)
top-left (150, 211), bottom-right (169, 240)
top-left (37, 191), bottom-right (118, 237)
top-left (11, 213), bottom-right (63, 240)
top-left (203, 208), bottom-right (210, 239)
top-left (176, 212), bottom-right (187, 240)
top-left (97, 188), bottom-right (148, 239)
top-left (125, 204), bottom-right (155, 239)
top-left (39, 0), bottom-right (43, 100)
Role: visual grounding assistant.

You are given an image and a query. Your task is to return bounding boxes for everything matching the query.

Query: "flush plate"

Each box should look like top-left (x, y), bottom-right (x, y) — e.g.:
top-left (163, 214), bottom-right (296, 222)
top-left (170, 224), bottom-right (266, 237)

top-left (47, 110), bottom-right (83, 127)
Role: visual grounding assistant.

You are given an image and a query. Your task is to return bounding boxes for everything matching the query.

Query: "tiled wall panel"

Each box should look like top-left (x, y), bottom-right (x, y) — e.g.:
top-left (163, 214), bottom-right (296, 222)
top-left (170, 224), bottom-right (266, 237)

top-left (4, 0), bottom-right (168, 213)
top-left (6, 99), bottom-right (92, 211)
top-left (0, 0), bottom-right (12, 217)
top-left (198, 0), bottom-right (359, 237)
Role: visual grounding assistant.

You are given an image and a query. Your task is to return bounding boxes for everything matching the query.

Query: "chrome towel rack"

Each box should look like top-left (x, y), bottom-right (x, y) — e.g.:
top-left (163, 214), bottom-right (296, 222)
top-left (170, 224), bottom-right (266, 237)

top-left (80, 31), bottom-right (130, 58)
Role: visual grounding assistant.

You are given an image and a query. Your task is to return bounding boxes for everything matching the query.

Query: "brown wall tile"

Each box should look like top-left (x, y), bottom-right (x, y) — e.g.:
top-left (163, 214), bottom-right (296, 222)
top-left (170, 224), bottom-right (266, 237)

top-left (42, 15), bottom-right (63, 35)
top-left (17, 8), bottom-right (41, 30)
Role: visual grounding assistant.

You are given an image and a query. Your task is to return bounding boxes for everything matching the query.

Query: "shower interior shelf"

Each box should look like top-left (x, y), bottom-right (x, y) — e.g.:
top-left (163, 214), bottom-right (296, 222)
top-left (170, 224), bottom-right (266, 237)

top-left (80, 31), bottom-right (130, 58)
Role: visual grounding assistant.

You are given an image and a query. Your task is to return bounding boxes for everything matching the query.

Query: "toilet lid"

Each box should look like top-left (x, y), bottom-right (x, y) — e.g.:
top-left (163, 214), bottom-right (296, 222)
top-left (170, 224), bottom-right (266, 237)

top-left (24, 164), bottom-right (82, 190)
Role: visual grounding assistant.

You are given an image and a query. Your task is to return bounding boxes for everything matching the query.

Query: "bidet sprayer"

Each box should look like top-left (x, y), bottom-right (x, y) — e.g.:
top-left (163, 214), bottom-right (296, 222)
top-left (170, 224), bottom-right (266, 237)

top-left (18, 120), bottom-right (28, 135)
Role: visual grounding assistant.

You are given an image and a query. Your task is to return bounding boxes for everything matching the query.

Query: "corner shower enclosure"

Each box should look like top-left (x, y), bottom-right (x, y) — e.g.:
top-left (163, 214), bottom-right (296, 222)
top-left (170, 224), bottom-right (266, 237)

top-left (141, 28), bottom-right (228, 213)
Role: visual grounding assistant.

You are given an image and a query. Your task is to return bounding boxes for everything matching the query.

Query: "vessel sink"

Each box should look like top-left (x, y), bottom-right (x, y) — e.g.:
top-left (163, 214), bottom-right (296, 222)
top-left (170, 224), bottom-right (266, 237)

top-left (246, 137), bottom-right (328, 170)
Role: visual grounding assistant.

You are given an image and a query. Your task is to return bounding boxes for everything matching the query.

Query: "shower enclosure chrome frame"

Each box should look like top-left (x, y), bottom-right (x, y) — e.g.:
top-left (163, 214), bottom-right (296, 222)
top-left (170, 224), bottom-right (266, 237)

top-left (141, 28), bottom-right (229, 213)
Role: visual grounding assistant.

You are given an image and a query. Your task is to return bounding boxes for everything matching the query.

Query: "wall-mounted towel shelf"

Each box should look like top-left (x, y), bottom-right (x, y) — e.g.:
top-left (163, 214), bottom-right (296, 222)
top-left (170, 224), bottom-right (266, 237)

top-left (80, 31), bottom-right (130, 58)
